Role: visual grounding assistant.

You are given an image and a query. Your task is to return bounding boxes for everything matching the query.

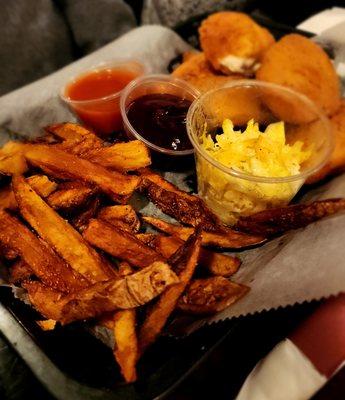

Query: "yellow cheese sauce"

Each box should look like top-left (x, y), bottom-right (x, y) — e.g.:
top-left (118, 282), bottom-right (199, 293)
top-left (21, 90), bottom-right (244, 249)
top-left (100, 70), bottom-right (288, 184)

top-left (197, 119), bottom-right (311, 224)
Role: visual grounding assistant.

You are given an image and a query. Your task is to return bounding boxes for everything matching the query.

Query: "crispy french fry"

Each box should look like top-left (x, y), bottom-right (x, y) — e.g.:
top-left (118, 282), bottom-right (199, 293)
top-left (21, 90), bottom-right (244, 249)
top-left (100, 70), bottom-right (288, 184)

top-left (143, 216), bottom-right (265, 249)
top-left (98, 205), bottom-right (140, 233)
top-left (235, 199), bottom-right (345, 236)
top-left (9, 259), bottom-right (33, 285)
top-left (86, 141), bottom-right (151, 172)
top-left (112, 262), bottom-right (138, 383)
top-left (0, 175), bottom-right (57, 211)
top-left (24, 262), bottom-right (178, 324)
top-left (47, 181), bottom-right (96, 211)
top-left (0, 185), bottom-right (16, 210)
top-left (36, 319), bottom-right (57, 331)
top-left (26, 175), bottom-right (58, 197)
top-left (23, 145), bottom-right (139, 203)
top-left (139, 169), bottom-right (223, 232)
top-left (72, 197), bottom-right (101, 232)
top-left (135, 233), bottom-right (158, 246)
top-left (153, 235), bottom-right (241, 277)
top-left (47, 123), bottom-right (151, 172)
top-left (139, 228), bottom-right (202, 353)
top-left (83, 219), bottom-right (164, 268)
top-left (13, 175), bottom-right (115, 283)
top-left (46, 123), bottom-right (103, 153)
top-left (0, 210), bottom-right (88, 292)
top-left (0, 153), bottom-right (27, 175)
top-left (177, 277), bottom-right (249, 314)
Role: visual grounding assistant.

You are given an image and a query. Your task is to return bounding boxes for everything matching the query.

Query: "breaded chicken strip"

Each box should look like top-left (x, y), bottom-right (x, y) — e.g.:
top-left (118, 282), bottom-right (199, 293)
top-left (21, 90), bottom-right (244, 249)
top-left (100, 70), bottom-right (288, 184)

top-left (199, 12), bottom-right (275, 75)
top-left (307, 100), bottom-right (345, 183)
top-left (256, 34), bottom-right (341, 117)
top-left (172, 52), bottom-right (242, 93)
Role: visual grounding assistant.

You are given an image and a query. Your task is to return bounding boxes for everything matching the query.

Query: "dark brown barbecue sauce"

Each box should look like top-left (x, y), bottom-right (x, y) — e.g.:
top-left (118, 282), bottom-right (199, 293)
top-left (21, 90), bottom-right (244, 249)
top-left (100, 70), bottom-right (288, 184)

top-left (126, 93), bottom-right (193, 152)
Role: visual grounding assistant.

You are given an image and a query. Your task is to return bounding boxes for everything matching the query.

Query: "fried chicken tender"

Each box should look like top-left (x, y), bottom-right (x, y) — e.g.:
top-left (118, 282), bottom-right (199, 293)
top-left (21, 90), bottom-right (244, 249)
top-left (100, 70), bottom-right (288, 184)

top-left (199, 12), bottom-right (275, 75)
top-left (172, 52), bottom-right (242, 93)
top-left (256, 34), bottom-right (341, 118)
top-left (307, 100), bottom-right (345, 183)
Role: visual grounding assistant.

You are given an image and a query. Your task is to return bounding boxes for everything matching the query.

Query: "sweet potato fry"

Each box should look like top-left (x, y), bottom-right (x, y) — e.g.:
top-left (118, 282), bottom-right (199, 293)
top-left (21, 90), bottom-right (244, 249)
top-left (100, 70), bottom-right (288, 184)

top-left (98, 205), bottom-right (140, 233)
top-left (45, 123), bottom-right (103, 154)
top-left (177, 277), bottom-right (249, 314)
top-left (139, 169), bottom-right (223, 232)
top-left (153, 235), bottom-right (241, 277)
top-left (0, 210), bottom-right (88, 292)
top-left (143, 216), bottom-right (265, 249)
top-left (0, 175), bottom-right (57, 211)
top-left (135, 233), bottom-right (158, 246)
top-left (26, 175), bottom-right (58, 197)
top-left (23, 145), bottom-right (139, 203)
top-left (235, 199), bottom-right (345, 236)
top-left (83, 219), bottom-right (164, 268)
top-left (86, 141), bottom-right (151, 172)
top-left (9, 259), bottom-right (33, 285)
top-left (47, 181), bottom-right (96, 211)
top-left (13, 176), bottom-right (115, 283)
top-left (71, 197), bottom-right (101, 232)
top-left (139, 228), bottom-right (202, 353)
top-left (24, 262), bottom-right (178, 324)
top-left (0, 153), bottom-right (27, 175)
top-left (47, 123), bottom-right (151, 172)
top-left (112, 262), bottom-right (138, 383)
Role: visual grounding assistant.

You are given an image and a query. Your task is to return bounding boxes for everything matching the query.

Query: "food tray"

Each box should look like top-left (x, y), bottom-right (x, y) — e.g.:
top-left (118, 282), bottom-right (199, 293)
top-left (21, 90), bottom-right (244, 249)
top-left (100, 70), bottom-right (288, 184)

top-left (0, 18), bottom-right (331, 400)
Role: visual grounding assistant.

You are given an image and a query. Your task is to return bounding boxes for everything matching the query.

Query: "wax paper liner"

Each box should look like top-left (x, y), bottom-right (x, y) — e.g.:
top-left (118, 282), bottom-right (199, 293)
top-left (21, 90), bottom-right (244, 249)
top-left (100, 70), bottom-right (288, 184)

top-left (0, 25), bottom-right (345, 341)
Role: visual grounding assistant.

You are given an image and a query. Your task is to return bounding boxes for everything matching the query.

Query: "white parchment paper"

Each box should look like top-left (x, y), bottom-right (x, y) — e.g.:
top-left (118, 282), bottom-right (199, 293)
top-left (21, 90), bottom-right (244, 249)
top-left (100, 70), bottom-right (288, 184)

top-left (0, 25), bottom-right (345, 327)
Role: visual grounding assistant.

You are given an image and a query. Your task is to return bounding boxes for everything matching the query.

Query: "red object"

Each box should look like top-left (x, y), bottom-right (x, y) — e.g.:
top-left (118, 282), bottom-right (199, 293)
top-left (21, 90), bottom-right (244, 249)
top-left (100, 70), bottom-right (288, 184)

top-left (291, 293), bottom-right (345, 378)
top-left (65, 67), bottom-right (141, 136)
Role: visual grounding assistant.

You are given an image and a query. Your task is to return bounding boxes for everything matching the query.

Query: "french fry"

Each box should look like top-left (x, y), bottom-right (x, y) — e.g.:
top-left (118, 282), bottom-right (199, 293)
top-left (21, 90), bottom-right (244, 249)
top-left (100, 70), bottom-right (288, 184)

top-left (177, 277), bottom-right (249, 314)
top-left (23, 144), bottom-right (139, 203)
top-left (0, 185), bottom-right (17, 210)
top-left (13, 176), bottom-right (115, 283)
top-left (0, 210), bottom-right (88, 292)
top-left (26, 175), bottom-right (58, 197)
top-left (139, 169), bottom-right (223, 232)
top-left (98, 205), bottom-right (140, 233)
top-left (153, 235), bottom-right (241, 277)
top-left (45, 123), bottom-right (103, 154)
top-left (47, 123), bottom-right (151, 172)
top-left (135, 233), bottom-right (158, 246)
top-left (112, 262), bottom-right (138, 383)
top-left (235, 199), bottom-right (345, 236)
top-left (24, 262), bottom-right (178, 324)
top-left (143, 216), bottom-right (265, 249)
top-left (71, 197), bottom-right (101, 232)
top-left (9, 259), bottom-right (33, 285)
top-left (36, 319), bottom-right (57, 331)
top-left (83, 219), bottom-right (165, 268)
top-left (139, 228), bottom-right (202, 353)
top-left (0, 153), bottom-right (27, 175)
top-left (47, 181), bottom-right (96, 211)
top-left (86, 141), bottom-right (151, 172)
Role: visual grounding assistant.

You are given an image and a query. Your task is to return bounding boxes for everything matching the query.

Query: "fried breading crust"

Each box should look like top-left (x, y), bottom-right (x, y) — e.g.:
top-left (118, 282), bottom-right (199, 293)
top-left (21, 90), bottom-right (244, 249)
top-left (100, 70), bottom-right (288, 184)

top-left (256, 34), bottom-right (341, 117)
top-left (199, 12), bottom-right (275, 75)
top-left (172, 52), bottom-right (243, 93)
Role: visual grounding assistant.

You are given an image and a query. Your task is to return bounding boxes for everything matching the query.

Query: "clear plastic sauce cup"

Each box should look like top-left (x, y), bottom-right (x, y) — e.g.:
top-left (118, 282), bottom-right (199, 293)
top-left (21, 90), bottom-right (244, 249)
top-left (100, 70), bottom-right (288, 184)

top-left (186, 80), bottom-right (333, 225)
top-left (61, 59), bottom-right (146, 137)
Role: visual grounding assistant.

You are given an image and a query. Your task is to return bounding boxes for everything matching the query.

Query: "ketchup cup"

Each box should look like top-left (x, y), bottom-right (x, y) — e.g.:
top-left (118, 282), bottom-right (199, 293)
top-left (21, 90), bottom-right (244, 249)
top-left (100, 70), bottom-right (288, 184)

top-left (61, 59), bottom-right (146, 137)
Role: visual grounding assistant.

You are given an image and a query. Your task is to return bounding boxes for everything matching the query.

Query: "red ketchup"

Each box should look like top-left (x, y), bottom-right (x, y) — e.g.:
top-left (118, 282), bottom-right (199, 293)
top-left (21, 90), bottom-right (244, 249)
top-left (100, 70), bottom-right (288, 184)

top-left (65, 68), bottom-right (141, 136)
top-left (126, 93), bottom-right (193, 152)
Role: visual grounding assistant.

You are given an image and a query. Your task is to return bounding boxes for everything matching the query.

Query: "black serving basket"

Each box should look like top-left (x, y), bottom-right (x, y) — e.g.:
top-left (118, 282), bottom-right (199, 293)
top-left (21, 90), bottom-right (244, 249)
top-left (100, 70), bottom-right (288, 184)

top-left (0, 14), bottom-right (333, 400)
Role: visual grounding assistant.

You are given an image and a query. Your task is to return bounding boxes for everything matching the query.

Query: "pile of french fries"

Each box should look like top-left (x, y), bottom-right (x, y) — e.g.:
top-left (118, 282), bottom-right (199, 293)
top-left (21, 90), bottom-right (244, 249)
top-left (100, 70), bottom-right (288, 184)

top-left (0, 122), bottom-right (344, 383)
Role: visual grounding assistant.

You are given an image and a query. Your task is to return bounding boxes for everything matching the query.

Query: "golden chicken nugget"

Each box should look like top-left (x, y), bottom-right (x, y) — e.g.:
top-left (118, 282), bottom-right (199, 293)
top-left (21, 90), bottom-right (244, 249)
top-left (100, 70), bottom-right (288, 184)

top-left (199, 12), bottom-right (275, 75)
top-left (308, 100), bottom-right (345, 183)
top-left (256, 34), bottom-right (341, 118)
top-left (172, 52), bottom-right (242, 93)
